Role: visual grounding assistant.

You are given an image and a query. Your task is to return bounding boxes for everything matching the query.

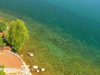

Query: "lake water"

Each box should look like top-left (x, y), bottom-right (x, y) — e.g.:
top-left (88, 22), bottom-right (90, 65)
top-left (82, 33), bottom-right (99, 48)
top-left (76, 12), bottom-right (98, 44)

top-left (0, 0), bottom-right (100, 75)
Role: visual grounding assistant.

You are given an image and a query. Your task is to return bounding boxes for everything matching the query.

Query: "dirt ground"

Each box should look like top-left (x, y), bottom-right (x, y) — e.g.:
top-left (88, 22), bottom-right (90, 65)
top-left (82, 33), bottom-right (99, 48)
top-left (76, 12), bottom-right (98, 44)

top-left (0, 51), bottom-right (22, 69)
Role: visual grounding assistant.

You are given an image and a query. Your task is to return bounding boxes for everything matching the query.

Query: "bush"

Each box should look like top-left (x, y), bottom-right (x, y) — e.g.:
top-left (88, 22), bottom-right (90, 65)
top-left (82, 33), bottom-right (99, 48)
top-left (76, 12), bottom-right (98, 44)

top-left (0, 35), bottom-right (4, 46)
top-left (0, 35), bottom-right (6, 48)
top-left (0, 65), bottom-right (6, 75)
top-left (0, 21), bottom-right (7, 32)
top-left (0, 70), bottom-right (6, 75)
top-left (7, 19), bottom-right (29, 52)
top-left (0, 65), bottom-right (5, 68)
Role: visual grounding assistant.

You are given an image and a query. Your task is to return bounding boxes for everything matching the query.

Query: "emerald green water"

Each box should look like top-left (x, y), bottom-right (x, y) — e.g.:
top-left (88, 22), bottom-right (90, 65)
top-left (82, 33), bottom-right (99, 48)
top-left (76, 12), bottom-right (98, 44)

top-left (0, 0), bottom-right (100, 75)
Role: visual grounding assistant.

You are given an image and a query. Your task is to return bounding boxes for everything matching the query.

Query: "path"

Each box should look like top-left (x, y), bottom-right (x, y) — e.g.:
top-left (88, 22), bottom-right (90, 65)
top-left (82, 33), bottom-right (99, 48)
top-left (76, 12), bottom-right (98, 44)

top-left (0, 51), bottom-right (22, 69)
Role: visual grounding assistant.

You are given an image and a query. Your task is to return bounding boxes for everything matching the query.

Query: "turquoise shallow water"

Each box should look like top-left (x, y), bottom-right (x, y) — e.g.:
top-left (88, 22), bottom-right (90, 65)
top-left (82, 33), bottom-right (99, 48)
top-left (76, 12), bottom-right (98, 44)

top-left (0, 0), bottom-right (100, 75)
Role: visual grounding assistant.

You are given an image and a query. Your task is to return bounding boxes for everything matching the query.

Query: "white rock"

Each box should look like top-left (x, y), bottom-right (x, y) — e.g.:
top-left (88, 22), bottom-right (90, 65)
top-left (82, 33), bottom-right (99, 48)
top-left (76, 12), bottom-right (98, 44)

top-left (27, 53), bottom-right (33, 57)
top-left (26, 65), bottom-right (30, 67)
top-left (32, 65), bottom-right (38, 69)
top-left (40, 68), bottom-right (45, 71)
top-left (36, 70), bottom-right (39, 72)
top-left (0, 68), bottom-right (2, 70)
top-left (21, 55), bottom-right (23, 57)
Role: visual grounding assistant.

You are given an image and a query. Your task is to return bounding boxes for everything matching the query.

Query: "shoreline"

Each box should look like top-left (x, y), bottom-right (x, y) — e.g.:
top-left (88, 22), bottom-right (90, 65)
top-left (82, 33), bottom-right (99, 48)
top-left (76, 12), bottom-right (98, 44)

top-left (0, 50), bottom-right (32, 75)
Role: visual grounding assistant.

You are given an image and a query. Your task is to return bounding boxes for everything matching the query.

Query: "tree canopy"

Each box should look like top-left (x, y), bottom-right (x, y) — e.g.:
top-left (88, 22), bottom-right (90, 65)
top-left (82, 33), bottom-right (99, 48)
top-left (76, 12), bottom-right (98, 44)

top-left (7, 19), bottom-right (29, 52)
top-left (0, 35), bottom-right (6, 48)
top-left (0, 20), bottom-right (7, 32)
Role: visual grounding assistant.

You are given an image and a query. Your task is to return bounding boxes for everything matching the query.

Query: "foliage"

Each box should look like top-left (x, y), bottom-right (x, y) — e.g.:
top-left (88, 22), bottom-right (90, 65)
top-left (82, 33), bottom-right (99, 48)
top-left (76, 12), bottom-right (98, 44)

top-left (0, 65), bottom-right (5, 68)
top-left (0, 70), bottom-right (6, 75)
top-left (0, 21), bottom-right (7, 32)
top-left (0, 35), bottom-right (3, 45)
top-left (7, 19), bottom-right (29, 52)
top-left (0, 35), bottom-right (6, 48)
top-left (0, 65), bottom-right (5, 75)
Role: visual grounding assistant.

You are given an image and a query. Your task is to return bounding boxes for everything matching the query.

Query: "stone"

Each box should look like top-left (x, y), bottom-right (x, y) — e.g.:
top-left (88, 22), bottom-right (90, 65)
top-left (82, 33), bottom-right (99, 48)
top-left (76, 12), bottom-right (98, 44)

top-left (26, 65), bottom-right (30, 67)
top-left (40, 68), bottom-right (45, 71)
top-left (32, 65), bottom-right (38, 69)
top-left (27, 53), bottom-right (33, 57)
top-left (35, 70), bottom-right (39, 72)
top-left (21, 55), bottom-right (23, 57)
top-left (0, 68), bottom-right (2, 70)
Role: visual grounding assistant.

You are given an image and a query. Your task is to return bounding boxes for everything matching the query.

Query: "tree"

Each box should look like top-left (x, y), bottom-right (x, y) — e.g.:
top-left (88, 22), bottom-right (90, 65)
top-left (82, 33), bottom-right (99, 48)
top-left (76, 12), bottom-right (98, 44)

top-left (0, 65), bottom-right (5, 68)
top-left (7, 19), bottom-right (29, 52)
top-left (0, 35), bottom-right (6, 48)
top-left (0, 20), bottom-right (7, 32)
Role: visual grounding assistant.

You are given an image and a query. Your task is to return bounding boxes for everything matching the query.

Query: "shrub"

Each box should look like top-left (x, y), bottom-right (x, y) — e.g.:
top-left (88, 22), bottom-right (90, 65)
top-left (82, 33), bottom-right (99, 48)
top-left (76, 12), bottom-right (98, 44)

top-left (0, 65), bottom-right (6, 75)
top-left (0, 35), bottom-right (4, 46)
top-left (0, 70), bottom-right (6, 75)
top-left (7, 19), bottom-right (29, 52)
top-left (0, 21), bottom-right (7, 32)
top-left (0, 65), bottom-right (5, 68)
top-left (0, 35), bottom-right (6, 48)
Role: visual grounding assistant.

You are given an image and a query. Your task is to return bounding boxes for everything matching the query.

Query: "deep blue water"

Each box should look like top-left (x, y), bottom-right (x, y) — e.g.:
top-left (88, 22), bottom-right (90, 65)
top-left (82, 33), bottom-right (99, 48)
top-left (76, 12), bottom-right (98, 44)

top-left (0, 0), bottom-right (100, 74)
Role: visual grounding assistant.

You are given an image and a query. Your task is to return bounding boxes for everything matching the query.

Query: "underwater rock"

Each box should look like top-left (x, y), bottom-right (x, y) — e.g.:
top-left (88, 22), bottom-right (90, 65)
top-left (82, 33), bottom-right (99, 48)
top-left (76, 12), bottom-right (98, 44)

top-left (27, 53), bottom-right (33, 57)
top-left (40, 68), bottom-right (45, 71)
top-left (21, 55), bottom-right (23, 57)
top-left (35, 70), bottom-right (39, 72)
top-left (32, 65), bottom-right (38, 69)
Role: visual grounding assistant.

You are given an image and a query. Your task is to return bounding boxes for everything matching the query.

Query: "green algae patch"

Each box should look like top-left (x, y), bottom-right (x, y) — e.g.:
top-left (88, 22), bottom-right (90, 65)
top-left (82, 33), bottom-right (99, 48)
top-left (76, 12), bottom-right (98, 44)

top-left (18, 34), bottom-right (100, 75)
